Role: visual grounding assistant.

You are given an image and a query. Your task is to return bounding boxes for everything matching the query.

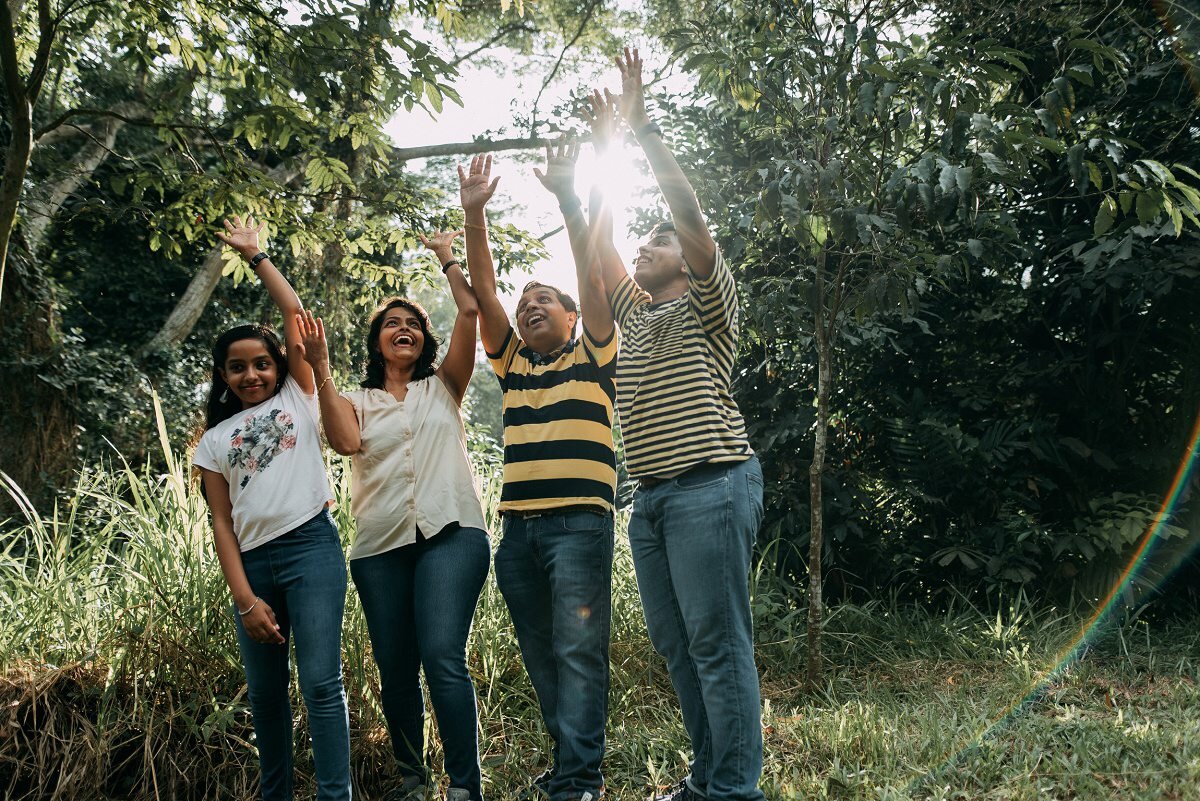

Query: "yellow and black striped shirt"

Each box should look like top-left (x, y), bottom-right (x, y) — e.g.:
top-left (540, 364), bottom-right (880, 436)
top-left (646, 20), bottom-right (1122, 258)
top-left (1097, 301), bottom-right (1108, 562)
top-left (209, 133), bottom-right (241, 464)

top-left (610, 248), bottom-right (751, 478)
top-left (487, 325), bottom-right (618, 512)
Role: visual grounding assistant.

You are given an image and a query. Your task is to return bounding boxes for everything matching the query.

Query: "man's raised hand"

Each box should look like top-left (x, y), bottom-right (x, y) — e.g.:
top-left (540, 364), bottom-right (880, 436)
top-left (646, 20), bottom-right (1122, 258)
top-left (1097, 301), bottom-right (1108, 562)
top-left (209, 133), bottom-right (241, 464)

top-left (583, 89), bottom-right (621, 154)
top-left (615, 46), bottom-right (650, 129)
top-left (533, 138), bottom-right (581, 200)
top-left (458, 154), bottom-right (500, 213)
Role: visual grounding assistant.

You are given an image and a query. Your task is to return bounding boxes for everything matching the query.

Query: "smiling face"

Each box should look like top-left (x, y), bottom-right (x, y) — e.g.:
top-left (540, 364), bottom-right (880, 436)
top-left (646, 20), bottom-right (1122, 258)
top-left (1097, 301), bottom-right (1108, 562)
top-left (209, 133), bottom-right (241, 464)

top-left (376, 306), bottom-right (427, 369)
top-left (219, 338), bottom-right (281, 409)
top-left (633, 227), bottom-right (688, 294)
top-left (516, 283), bottom-right (577, 355)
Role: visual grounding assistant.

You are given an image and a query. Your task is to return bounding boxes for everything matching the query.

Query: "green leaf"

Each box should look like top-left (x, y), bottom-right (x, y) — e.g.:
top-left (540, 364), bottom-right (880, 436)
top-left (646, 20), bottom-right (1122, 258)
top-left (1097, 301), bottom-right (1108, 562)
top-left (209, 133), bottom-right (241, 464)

top-left (955, 166), bottom-right (973, 192)
top-left (1135, 190), bottom-right (1161, 225)
top-left (979, 152), bottom-right (1008, 176)
top-left (1094, 195), bottom-right (1117, 237)
top-left (938, 165), bottom-right (956, 194)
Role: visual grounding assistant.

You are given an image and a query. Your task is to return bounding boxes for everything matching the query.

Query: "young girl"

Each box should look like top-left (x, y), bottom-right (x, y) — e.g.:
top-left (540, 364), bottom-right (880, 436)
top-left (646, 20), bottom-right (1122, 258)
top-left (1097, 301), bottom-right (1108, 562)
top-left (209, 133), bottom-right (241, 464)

top-left (193, 216), bottom-right (351, 801)
top-left (297, 227), bottom-right (489, 801)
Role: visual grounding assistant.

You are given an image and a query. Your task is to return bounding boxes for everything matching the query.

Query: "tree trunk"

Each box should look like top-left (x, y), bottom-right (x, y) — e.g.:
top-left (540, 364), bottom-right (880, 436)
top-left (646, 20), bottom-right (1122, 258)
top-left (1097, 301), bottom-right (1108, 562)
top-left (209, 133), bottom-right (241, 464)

top-left (139, 246), bottom-right (228, 356)
top-left (806, 249), bottom-right (832, 689)
top-left (0, 92), bottom-right (32, 315)
top-left (23, 115), bottom-right (126, 253)
top-left (0, 245), bottom-right (76, 512)
top-left (140, 163), bottom-right (301, 356)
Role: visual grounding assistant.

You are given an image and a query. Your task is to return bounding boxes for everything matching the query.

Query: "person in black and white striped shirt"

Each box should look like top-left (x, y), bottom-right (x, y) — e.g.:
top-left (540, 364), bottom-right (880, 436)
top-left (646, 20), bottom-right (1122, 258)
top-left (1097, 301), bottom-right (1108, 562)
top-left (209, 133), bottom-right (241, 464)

top-left (586, 50), bottom-right (766, 801)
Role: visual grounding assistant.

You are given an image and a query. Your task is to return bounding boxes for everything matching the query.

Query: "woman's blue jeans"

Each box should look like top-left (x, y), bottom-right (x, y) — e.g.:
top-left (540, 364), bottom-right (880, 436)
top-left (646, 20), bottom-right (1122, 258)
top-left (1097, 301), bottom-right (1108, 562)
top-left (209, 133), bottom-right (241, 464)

top-left (494, 510), bottom-right (614, 801)
top-left (234, 509), bottom-right (351, 801)
top-left (350, 525), bottom-right (490, 801)
top-left (628, 456), bottom-right (766, 801)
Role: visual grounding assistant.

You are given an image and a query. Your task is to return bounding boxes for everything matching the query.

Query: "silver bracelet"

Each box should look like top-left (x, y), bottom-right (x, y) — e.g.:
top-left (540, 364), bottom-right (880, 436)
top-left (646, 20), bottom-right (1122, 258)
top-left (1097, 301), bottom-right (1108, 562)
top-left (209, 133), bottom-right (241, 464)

top-left (237, 596), bottom-right (262, 616)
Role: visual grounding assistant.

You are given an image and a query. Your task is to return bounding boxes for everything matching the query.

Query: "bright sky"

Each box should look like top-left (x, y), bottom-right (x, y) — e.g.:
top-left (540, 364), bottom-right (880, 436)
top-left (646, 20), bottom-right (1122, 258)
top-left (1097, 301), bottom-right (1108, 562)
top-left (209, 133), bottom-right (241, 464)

top-left (385, 45), bottom-right (664, 313)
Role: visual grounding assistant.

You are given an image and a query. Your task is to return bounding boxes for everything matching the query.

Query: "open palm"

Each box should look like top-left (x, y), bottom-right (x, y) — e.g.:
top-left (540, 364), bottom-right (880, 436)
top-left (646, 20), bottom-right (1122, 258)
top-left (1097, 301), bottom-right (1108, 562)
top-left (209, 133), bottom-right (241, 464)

top-left (458, 154), bottom-right (499, 212)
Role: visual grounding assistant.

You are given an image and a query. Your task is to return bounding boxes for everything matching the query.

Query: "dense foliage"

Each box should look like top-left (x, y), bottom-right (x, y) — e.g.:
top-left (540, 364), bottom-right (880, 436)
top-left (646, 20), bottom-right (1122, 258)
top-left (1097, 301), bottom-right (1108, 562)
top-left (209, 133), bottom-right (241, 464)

top-left (2, 0), bottom-right (1197, 606)
top-left (662, 0), bottom-right (1200, 602)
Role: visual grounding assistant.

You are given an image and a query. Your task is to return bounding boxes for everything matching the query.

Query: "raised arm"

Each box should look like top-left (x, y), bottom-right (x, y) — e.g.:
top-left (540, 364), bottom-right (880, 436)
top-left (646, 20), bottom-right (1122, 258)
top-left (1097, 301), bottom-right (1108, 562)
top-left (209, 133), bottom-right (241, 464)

top-left (616, 47), bottom-right (717, 278)
top-left (294, 310), bottom-right (361, 455)
top-left (533, 138), bottom-right (614, 342)
top-left (421, 230), bottom-right (479, 405)
top-left (458, 155), bottom-right (511, 355)
top-left (584, 89), bottom-right (635, 298)
top-left (216, 215), bottom-right (314, 392)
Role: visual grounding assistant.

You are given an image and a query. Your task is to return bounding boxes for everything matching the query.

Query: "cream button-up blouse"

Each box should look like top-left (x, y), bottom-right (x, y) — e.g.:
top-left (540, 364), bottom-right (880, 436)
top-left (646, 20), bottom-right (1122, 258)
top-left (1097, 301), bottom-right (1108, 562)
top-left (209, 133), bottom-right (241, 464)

top-left (343, 376), bottom-right (487, 560)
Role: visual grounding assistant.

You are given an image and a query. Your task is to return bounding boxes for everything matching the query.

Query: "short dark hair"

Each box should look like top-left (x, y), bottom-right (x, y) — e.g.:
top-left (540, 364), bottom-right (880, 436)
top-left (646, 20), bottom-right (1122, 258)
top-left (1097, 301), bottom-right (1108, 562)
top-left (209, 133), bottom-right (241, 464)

top-left (520, 281), bottom-right (578, 314)
top-left (205, 324), bottom-right (288, 431)
top-left (361, 297), bottom-right (439, 389)
top-left (650, 220), bottom-right (676, 237)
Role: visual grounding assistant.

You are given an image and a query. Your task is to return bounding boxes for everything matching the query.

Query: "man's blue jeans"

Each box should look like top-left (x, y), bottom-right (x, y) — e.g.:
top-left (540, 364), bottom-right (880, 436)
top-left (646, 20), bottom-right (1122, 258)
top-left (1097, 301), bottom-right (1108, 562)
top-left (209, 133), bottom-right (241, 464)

top-left (495, 510), bottom-right (614, 801)
top-left (351, 525), bottom-right (490, 801)
top-left (234, 509), bottom-right (351, 801)
top-left (628, 457), bottom-right (765, 801)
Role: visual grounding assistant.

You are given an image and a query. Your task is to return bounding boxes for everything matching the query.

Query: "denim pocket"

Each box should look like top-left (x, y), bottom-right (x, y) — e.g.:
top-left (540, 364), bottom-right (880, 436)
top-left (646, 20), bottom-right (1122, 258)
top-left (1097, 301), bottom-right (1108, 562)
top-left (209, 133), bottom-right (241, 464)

top-left (561, 510), bottom-right (608, 533)
top-left (294, 509), bottom-right (339, 541)
top-left (675, 465), bottom-right (729, 490)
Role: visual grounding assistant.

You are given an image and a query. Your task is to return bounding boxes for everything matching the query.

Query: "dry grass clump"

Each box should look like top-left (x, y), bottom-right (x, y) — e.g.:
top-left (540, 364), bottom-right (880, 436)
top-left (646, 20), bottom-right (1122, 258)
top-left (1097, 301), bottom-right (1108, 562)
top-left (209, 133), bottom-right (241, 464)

top-left (0, 660), bottom-right (257, 801)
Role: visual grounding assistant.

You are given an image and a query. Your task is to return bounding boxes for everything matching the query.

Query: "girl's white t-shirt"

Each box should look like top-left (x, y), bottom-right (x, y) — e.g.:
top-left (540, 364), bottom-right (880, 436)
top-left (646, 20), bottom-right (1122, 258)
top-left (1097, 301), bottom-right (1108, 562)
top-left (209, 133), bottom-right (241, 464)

top-left (193, 375), bottom-right (334, 551)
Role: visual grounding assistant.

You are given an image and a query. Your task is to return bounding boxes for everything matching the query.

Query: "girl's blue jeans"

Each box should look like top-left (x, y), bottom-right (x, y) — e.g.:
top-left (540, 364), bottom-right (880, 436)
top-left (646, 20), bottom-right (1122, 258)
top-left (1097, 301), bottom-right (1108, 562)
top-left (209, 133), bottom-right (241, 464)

top-left (234, 509), bottom-right (351, 801)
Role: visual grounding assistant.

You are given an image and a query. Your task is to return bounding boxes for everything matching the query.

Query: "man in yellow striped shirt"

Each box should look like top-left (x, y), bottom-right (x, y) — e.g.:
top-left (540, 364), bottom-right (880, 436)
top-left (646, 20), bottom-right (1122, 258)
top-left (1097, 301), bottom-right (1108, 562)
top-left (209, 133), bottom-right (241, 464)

top-left (588, 50), bottom-right (766, 801)
top-left (460, 145), bottom-right (616, 801)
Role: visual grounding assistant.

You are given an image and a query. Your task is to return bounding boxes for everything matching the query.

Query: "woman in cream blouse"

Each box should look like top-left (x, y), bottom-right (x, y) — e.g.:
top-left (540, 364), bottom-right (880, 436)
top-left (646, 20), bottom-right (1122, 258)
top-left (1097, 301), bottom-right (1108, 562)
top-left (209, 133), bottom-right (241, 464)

top-left (298, 228), bottom-right (489, 801)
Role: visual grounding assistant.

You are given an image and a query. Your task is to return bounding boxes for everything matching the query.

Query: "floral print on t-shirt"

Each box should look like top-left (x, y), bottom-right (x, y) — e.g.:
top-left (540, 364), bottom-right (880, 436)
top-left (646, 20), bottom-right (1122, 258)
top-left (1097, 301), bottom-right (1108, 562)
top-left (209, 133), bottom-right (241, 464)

top-left (227, 409), bottom-right (297, 488)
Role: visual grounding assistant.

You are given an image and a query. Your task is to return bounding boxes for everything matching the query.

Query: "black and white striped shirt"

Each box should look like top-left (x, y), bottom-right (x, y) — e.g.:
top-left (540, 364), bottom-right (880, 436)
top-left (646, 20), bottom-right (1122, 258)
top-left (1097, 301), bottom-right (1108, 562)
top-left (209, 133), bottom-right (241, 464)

top-left (610, 248), bottom-right (752, 478)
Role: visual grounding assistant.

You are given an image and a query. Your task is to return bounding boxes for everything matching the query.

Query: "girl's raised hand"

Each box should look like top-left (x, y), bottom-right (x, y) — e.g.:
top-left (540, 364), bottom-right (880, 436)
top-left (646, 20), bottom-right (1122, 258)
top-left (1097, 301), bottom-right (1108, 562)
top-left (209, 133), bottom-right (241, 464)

top-left (216, 214), bottom-right (266, 258)
top-left (294, 310), bottom-right (329, 370)
top-left (458, 154), bottom-right (500, 212)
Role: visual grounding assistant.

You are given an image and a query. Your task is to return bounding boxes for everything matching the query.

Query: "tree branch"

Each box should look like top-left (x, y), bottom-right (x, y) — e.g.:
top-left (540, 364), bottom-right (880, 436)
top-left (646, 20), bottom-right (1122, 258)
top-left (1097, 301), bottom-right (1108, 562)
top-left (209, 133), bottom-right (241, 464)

top-left (529, 0), bottom-right (603, 135)
top-left (34, 103), bottom-right (206, 141)
top-left (391, 135), bottom-right (558, 162)
top-left (448, 21), bottom-right (537, 69)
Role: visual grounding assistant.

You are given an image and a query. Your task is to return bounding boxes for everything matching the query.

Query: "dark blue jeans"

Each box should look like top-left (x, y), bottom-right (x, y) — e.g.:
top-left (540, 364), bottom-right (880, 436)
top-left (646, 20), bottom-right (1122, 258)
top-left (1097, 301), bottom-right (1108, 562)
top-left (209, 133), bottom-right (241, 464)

top-left (629, 457), bottom-right (765, 801)
top-left (234, 509), bottom-right (351, 801)
top-left (494, 510), bottom-right (614, 801)
top-left (350, 525), bottom-right (490, 801)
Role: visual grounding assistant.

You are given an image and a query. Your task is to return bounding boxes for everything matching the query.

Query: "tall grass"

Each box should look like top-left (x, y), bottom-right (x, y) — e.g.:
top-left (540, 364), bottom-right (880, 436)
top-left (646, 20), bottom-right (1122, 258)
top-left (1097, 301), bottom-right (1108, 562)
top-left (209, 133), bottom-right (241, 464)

top-left (2, 400), bottom-right (1199, 799)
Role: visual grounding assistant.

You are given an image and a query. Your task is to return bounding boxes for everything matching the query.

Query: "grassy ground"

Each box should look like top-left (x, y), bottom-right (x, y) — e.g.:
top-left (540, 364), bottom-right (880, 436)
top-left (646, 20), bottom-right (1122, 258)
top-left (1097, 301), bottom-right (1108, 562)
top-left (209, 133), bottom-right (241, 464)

top-left (2, 434), bottom-right (1198, 799)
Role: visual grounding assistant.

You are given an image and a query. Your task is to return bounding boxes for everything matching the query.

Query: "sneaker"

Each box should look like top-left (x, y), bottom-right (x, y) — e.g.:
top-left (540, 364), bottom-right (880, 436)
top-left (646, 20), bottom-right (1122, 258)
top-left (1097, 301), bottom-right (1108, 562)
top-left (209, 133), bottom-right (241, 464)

top-left (567, 791), bottom-right (605, 801)
top-left (651, 778), bottom-right (704, 801)
top-left (383, 776), bottom-right (428, 801)
top-left (518, 768), bottom-right (554, 800)
top-left (445, 789), bottom-right (472, 801)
